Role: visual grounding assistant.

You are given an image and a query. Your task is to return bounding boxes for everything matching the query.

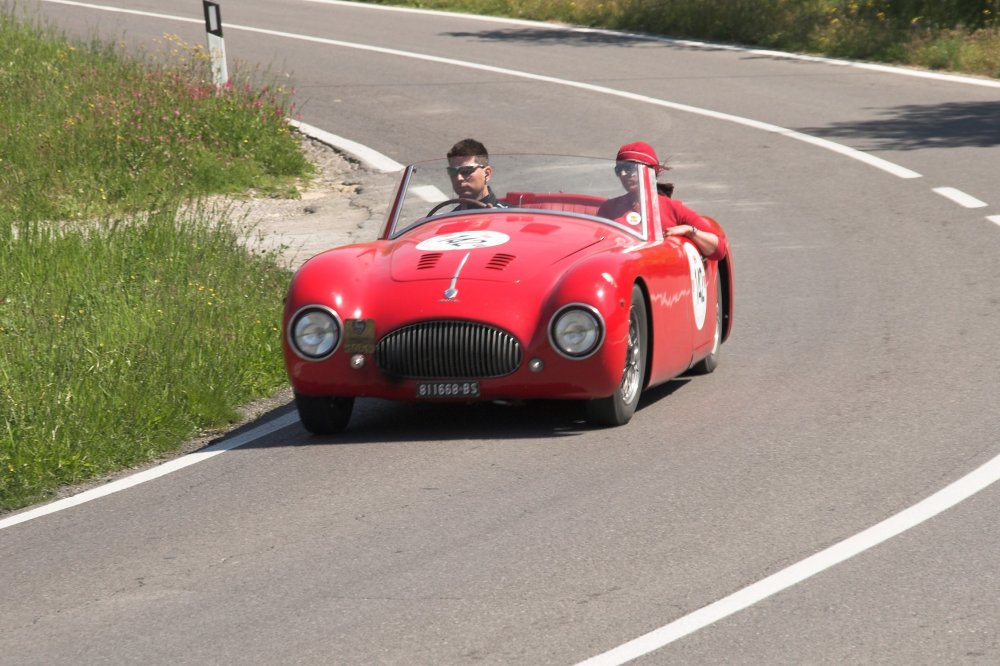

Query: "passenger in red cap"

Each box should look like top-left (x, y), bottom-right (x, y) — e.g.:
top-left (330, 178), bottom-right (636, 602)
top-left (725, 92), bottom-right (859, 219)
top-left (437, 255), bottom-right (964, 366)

top-left (597, 141), bottom-right (726, 260)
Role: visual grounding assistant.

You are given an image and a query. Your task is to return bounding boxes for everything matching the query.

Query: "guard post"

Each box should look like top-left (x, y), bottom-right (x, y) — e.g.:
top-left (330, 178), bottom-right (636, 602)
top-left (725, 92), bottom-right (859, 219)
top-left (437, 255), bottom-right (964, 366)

top-left (202, 0), bottom-right (228, 86)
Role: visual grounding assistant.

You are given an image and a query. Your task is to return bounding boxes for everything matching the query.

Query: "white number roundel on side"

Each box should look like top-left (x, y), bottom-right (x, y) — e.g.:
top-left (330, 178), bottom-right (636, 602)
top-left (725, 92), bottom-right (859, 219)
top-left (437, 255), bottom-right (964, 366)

top-left (684, 243), bottom-right (707, 330)
top-left (416, 231), bottom-right (510, 251)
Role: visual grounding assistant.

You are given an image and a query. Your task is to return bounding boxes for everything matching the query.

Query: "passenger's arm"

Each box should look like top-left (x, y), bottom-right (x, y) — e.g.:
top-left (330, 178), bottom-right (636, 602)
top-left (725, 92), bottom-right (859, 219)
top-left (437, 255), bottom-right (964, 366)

top-left (665, 223), bottom-right (719, 257)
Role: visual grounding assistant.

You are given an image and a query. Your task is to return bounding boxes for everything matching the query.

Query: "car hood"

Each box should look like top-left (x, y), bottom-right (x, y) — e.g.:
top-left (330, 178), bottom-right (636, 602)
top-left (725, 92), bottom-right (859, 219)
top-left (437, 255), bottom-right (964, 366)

top-left (387, 213), bottom-right (614, 283)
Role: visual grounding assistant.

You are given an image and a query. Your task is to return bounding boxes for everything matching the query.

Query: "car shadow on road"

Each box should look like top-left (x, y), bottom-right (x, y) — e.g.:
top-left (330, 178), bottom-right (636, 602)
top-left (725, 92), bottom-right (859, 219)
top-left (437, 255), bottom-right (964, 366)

top-left (220, 379), bottom-right (691, 449)
top-left (797, 100), bottom-right (1000, 150)
top-left (442, 28), bottom-right (653, 47)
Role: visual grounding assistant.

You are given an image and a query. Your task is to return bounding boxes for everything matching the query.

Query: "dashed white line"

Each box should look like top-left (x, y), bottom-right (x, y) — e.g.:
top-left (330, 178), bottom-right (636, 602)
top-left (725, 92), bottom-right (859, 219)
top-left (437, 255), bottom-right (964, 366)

top-left (988, 215), bottom-right (1000, 227)
top-left (933, 187), bottom-right (989, 208)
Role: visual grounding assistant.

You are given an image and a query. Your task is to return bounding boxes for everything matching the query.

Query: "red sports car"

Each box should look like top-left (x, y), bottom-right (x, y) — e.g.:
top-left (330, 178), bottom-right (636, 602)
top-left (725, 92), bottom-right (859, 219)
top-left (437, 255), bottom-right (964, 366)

top-left (283, 154), bottom-right (734, 433)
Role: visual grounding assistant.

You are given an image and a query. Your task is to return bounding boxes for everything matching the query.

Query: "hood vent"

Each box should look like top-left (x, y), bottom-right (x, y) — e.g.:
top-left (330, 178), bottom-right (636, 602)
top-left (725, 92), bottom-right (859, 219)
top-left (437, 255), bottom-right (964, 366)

top-left (485, 253), bottom-right (515, 271)
top-left (416, 253), bottom-right (443, 270)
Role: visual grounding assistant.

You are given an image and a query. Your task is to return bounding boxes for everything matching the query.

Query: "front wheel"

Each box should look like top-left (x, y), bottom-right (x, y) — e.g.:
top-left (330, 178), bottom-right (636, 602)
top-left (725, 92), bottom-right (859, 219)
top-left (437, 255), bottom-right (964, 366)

top-left (294, 393), bottom-right (355, 434)
top-left (586, 284), bottom-right (647, 427)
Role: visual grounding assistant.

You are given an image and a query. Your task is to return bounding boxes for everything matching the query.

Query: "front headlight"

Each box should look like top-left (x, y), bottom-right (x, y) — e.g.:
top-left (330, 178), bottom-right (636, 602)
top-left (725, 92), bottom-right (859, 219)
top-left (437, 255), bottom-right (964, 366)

top-left (289, 306), bottom-right (341, 360)
top-left (550, 305), bottom-right (604, 359)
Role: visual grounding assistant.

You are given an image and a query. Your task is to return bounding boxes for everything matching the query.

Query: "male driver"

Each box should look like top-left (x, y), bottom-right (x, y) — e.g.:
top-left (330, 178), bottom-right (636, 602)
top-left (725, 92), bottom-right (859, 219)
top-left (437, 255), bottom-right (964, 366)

top-left (445, 138), bottom-right (507, 209)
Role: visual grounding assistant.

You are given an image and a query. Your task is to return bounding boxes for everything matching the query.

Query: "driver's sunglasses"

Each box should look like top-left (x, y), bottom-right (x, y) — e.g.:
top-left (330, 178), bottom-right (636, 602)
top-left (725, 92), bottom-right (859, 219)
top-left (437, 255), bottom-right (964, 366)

top-left (614, 161), bottom-right (640, 176)
top-left (446, 164), bottom-right (486, 178)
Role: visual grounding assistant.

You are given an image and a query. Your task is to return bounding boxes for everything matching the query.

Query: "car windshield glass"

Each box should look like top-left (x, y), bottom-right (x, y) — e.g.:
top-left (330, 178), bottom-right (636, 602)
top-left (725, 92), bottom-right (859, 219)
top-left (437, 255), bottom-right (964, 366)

top-left (387, 155), bottom-right (650, 239)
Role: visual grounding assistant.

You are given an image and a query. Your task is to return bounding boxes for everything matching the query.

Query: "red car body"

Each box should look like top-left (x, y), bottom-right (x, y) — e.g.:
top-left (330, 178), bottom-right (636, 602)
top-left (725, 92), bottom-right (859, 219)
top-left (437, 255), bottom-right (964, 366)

top-left (282, 155), bottom-right (733, 432)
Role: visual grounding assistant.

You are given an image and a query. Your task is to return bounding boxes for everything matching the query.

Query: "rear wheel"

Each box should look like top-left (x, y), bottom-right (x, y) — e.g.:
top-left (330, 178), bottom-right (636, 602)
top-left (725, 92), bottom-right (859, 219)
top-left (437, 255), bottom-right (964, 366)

top-left (294, 393), bottom-right (354, 434)
top-left (586, 285), bottom-right (647, 427)
top-left (689, 274), bottom-right (723, 375)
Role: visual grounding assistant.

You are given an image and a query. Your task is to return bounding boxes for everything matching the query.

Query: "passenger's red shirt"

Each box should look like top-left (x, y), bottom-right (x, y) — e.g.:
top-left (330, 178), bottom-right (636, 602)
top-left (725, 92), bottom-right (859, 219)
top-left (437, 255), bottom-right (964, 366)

top-left (597, 193), bottom-right (728, 261)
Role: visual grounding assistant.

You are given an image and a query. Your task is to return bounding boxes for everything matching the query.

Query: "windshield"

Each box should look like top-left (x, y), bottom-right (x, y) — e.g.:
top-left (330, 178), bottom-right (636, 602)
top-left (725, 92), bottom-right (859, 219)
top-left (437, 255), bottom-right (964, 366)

top-left (384, 154), bottom-right (652, 240)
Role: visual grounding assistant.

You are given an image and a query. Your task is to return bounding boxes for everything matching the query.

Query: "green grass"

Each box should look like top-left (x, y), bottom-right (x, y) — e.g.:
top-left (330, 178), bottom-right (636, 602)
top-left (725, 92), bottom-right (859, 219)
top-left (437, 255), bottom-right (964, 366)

top-left (0, 14), bottom-right (306, 510)
top-left (1, 210), bottom-right (290, 506)
top-left (0, 23), bottom-right (310, 223)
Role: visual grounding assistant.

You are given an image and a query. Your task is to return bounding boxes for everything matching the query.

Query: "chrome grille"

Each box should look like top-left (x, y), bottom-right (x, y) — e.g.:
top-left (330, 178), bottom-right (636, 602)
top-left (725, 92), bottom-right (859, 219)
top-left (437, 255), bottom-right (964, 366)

top-left (376, 321), bottom-right (522, 378)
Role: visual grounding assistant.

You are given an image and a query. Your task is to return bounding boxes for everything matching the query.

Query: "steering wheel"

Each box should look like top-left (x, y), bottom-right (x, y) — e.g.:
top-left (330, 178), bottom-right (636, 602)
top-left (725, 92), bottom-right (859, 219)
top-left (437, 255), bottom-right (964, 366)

top-left (427, 198), bottom-right (490, 216)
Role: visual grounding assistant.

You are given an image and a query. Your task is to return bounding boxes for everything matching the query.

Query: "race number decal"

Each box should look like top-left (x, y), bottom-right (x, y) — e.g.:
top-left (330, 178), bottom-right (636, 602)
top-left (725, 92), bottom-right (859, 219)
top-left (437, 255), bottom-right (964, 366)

top-left (684, 243), bottom-right (708, 330)
top-left (416, 231), bottom-right (510, 251)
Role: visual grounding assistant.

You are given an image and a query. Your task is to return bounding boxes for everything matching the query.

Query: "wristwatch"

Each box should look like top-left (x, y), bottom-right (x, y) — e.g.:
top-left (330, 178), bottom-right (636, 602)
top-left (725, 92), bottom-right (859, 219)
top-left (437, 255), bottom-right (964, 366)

top-left (688, 226), bottom-right (698, 238)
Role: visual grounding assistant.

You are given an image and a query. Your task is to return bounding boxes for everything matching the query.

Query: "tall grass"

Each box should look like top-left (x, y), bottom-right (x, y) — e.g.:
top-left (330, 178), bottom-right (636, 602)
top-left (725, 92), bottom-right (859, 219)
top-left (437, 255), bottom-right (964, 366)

top-left (1, 210), bottom-right (290, 506)
top-left (0, 19), bottom-right (310, 223)
top-left (1, 13), bottom-right (306, 510)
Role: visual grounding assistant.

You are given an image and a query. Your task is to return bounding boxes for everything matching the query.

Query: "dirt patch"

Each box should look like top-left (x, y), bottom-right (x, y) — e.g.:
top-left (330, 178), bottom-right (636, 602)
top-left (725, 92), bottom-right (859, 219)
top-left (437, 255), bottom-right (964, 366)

top-left (222, 133), bottom-right (399, 268)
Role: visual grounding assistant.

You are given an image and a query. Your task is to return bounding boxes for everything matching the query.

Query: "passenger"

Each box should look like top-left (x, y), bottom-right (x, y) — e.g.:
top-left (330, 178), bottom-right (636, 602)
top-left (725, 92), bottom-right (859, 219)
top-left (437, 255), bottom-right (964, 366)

top-left (597, 141), bottom-right (726, 260)
top-left (445, 138), bottom-right (508, 209)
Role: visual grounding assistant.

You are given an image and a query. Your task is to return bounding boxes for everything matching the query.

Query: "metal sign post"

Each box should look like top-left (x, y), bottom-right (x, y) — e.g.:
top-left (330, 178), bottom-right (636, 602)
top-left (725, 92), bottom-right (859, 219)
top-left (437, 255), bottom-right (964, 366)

top-left (202, 1), bottom-right (228, 86)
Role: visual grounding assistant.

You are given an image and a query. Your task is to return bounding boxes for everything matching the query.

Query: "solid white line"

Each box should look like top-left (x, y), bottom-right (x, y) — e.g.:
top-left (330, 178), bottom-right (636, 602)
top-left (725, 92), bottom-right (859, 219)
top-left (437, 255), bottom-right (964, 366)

top-left (307, 0), bottom-right (1000, 90)
top-left (0, 412), bottom-right (300, 531)
top-left (933, 187), bottom-right (989, 208)
top-left (44, 0), bottom-right (200, 25)
top-left (289, 120), bottom-right (403, 172)
top-left (988, 215), bottom-right (1000, 227)
top-left (576, 451), bottom-right (1000, 665)
top-left (44, 0), bottom-right (922, 180)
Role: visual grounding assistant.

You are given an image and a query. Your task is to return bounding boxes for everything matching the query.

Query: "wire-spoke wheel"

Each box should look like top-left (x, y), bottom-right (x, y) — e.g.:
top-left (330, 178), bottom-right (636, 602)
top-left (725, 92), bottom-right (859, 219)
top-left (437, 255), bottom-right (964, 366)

top-left (586, 284), bottom-right (647, 427)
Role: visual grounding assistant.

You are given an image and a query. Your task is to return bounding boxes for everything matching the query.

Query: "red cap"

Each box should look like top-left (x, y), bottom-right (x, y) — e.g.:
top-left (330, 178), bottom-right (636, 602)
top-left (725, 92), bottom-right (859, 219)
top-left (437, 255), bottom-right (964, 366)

top-left (616, 141), bottom-right (664, 173)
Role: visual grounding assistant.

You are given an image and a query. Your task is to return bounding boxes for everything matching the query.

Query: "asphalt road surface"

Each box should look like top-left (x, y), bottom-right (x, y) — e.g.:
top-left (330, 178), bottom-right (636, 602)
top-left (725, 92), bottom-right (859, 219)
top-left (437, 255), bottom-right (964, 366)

top-left (4, 1), bottom-right (1000, 664)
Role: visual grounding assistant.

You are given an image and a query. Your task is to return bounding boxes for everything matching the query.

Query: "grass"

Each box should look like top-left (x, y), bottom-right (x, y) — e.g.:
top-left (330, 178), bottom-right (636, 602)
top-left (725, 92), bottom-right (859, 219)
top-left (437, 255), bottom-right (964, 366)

top-left (0, 23), bottom-right (310, 223)
top-left (1, 210), bottom-right (290, 506)
top-left (1, 13), bottom-right (308, 510)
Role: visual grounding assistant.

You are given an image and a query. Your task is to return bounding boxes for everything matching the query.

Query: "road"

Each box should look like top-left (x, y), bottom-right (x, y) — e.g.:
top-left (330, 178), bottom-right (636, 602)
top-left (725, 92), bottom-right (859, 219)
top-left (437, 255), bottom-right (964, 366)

top-left (3, 1), bottom-right (1000, 663)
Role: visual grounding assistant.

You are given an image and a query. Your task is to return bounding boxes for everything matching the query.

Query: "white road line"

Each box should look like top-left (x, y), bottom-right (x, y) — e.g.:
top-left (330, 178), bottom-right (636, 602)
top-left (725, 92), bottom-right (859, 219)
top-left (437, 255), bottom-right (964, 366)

top-left (45, 0), bottom-right (922, 179)
top-left (289, 120), bottom-right (403, 172)
top-left (988, 215), bottom-right (1000, 227)
top-left (0, 412), bottom-right (300, 531)
top-left (306, 0), bottom-right (1000, 90)
top-left (933, 187), bottom-right (989, 208)
top-left (577, 451), bottom-right (1000, 665)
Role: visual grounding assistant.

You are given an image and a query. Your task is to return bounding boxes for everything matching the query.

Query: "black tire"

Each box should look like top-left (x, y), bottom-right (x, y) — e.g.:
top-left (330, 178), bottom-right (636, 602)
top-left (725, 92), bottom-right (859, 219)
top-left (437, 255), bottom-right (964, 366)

top-left (689, 273), bottom-right (723, 375)
top-left (586, 284), bottom-right (647, 427)
top-left (294, 393), bottom-right (355, 434)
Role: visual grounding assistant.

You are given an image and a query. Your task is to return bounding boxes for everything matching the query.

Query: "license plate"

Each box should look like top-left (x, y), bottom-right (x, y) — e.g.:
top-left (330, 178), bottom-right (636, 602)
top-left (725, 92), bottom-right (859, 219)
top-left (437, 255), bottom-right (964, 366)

top-left (415, 381), bottom-right (480, 399)
top-left (343, 318), bottom-right (376, 354)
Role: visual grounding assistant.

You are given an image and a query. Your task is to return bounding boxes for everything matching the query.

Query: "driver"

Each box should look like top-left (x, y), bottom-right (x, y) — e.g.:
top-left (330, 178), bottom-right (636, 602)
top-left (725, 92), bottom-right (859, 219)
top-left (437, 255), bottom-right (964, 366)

top-left (445, 138), bottom-right (508, 209)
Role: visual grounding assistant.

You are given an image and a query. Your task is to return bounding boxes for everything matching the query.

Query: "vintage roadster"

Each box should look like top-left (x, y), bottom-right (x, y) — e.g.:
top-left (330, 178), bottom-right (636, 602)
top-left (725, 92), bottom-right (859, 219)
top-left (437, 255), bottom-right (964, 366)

top-left (283, 154), bottom-right (733, 433)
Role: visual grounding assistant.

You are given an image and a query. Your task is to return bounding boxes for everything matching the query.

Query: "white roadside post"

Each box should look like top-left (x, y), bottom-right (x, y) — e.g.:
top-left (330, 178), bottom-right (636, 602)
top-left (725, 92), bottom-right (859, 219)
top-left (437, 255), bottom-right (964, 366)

top-left (202, 0), bottom-right (228, 86)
